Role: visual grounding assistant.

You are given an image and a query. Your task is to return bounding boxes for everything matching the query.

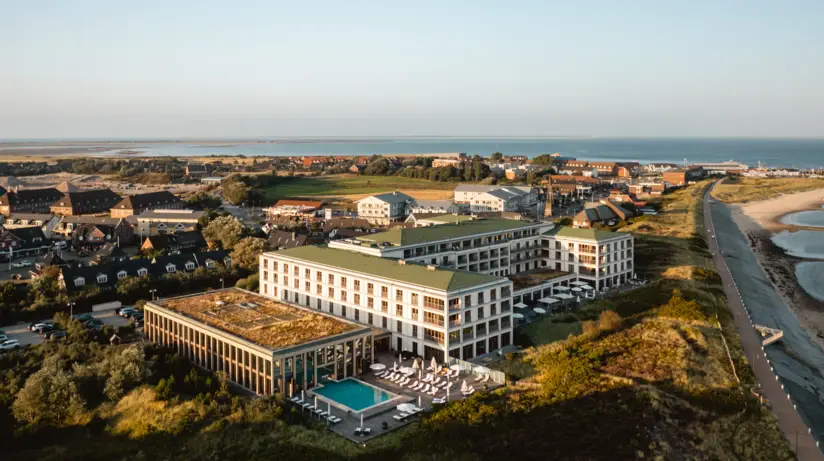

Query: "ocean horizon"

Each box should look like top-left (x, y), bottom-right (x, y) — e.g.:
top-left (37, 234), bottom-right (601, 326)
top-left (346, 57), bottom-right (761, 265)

top-left (1, 137), bottom-right (823, 169)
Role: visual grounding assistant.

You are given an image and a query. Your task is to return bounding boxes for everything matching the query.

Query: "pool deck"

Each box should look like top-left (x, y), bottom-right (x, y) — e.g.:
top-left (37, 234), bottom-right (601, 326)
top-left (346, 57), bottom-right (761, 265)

top-left (292, 354), bottom-right (503, 443)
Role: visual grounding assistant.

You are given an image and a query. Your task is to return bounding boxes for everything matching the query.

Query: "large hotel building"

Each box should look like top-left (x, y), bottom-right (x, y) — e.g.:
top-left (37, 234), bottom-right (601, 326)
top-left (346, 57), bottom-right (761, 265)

top-left (145, 217), bottom-right (635, 396)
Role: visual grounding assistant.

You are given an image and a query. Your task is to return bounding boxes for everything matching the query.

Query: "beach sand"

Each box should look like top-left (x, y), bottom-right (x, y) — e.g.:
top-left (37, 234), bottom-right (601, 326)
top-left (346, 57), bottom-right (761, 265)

top-left (728, 188), bottom-right (824, 348)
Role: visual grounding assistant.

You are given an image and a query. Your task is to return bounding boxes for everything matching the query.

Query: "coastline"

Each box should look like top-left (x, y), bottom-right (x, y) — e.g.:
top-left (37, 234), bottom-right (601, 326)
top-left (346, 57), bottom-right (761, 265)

top-left (728, 188), bottom-right (824, 347)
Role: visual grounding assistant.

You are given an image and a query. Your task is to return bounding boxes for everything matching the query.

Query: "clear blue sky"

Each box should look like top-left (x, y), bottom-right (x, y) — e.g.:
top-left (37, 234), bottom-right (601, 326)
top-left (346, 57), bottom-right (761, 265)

top-left (2, 0), bottom-right (823, 138)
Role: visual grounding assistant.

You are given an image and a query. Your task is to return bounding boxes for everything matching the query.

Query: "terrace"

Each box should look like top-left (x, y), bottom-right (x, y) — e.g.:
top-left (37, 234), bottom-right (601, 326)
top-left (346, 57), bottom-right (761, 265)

top-left (510, 268), bottom-right (572, 291)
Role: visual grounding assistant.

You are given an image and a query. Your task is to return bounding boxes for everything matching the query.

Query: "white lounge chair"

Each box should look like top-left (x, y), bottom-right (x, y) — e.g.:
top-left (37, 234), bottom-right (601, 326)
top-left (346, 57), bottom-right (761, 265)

top-left (422, 373), bottom-right (432, 383)
top-left (363, 427), bottom-right (371, 435)
top-left (450, 369), bottom-right (459, 378)
top-left (327, 415), bottom-right (341, 424)
top-left (481, 375), bottom-right (490, 383)
top-left (407, 380), bottom-right (419, 388)
top-left (421, 384), bottom-right (430, 393)
top-left (428, 387), bottom-right (438, 396)
top-left (444, 382), bottom-right (454, 392)
top-left (400, 377), bottom-right (410, 385)
top-left (464, 388), bottom-right (476, 397)
top-left (431, 378), bottom-right (441, 387)
top-left (474, 374), bottom-right (484, 382)
top-left (412, 382), bottom-right (423, 391)
top-left (432, 397), bottom-right (446, 404)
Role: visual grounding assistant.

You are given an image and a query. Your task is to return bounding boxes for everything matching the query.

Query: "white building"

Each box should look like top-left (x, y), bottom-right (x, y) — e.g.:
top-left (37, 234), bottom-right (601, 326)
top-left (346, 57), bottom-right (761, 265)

top-left (356, 191), bottom-right (414, 225)
top-left (260, 246), bottom-right (515, 362)
top-left (453, 185), bottom-right (540, 213)
top-left (542, 227), bottom-right (634, 290)
top-left (409, 200), bottom-right (460, 214)
top-left (691, 161), bottom-right (749, 175)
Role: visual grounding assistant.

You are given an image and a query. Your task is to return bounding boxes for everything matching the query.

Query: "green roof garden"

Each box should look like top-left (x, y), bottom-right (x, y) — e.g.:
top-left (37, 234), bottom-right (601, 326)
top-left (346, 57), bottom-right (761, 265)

top-left (271, 246), bottom-right (506, 292)
top-left (421, 214), bottom-right (476, 224)
top-left (543, 226), bottom-right (627, 242)
top-left (357, 218), bottom-right (539, 246)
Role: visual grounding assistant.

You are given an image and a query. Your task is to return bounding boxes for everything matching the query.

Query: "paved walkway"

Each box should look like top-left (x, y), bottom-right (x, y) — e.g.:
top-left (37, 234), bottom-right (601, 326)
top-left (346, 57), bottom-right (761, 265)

top-left (704, 181), bottom-right (824, 460)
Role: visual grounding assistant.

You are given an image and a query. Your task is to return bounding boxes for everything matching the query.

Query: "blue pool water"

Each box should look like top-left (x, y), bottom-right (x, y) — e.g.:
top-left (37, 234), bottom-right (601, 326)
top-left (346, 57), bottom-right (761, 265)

top-left (313, 379), bottom-right (392, 411)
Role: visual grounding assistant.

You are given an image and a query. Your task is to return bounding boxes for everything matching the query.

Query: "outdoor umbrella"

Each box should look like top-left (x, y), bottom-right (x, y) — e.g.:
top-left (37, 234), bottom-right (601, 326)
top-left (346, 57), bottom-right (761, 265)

top-left (418, 395), bottom-right (422, 408)
top-left (533, 307), bottom-right (546, 314)
top-left (576, 296), bottom-right (581, 303)
top-left (397, 403), bottom-right (416, 413)
top-left (461, 380), bottom-right (468, 393)
top-left (301, 390), bottom-right (305, 402)
top-left (539, 297), bottom-right (559, 304)
top-left (554, 286), bottom-right (570, 291)
top-left (430, 356), bottom-right (438, 371)
top-left (393, 361), bottom-right (398, 371)
top-left (514, 302), bottom-right (528, 309)
top-left (370, 363), bottom-right (386, 371)
top-left (570, 281), bottom-right (586, 286)
top-left (412, 359), bottom-right (419, 371)
top-left (512, 313), bottom-right (524, 319)
top-left (571, 287), bottom-right (583, 292)
top-left (580, 284), bottom-right (593, 290)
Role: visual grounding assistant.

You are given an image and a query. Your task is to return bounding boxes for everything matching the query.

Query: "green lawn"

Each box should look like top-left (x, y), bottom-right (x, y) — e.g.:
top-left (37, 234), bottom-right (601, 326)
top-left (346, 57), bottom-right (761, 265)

top-left (520, 317), bottom-right (583, 345)
top-left (261, 174), bottom-right (455, 202)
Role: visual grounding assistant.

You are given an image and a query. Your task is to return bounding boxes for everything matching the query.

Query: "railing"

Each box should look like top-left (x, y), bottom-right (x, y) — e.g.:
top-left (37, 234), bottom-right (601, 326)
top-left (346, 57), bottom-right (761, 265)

top-left (446, 357), bottom-right (506, 385)
top-left (424, 334), bottom-right (444, 345)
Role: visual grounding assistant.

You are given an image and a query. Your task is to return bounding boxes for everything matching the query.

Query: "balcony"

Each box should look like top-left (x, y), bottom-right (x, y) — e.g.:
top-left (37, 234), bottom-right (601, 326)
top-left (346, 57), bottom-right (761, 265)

top-left (424, 334), bottom-right (445, 345)
top-left (462, 331), bottom-right (474, 340)
top-left (448, 320), bottom-right (461, 328)
top-left (579, 269), bottom-right (597, 277)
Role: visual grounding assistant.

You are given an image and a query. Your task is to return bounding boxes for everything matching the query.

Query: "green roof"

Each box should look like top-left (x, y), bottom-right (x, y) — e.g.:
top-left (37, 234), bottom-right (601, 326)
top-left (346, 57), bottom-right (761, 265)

top-left (422, 214), bottom-right (476, 224)
top-left (357, 218), bottom-right (537, 246)
top-left (273, 246), bottom-right (505, 291)
top-left (543, 226), bottom-right (625, 242)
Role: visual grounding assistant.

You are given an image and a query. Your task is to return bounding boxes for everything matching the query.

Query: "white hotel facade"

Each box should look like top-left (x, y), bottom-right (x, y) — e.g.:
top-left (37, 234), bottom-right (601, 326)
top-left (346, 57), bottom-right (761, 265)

top-left (259, 219), bottom-right (635, 361)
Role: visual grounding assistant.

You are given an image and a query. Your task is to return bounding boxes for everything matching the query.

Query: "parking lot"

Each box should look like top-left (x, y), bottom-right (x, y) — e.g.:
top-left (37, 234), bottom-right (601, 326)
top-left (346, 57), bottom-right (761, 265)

top-left (1, 310), bottom-right (137, 348)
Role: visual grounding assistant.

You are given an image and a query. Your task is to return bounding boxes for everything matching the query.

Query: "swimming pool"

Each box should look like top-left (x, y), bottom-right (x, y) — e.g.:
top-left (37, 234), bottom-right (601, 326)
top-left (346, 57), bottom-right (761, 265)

top-left (313, 378), bottom-right (394, 412)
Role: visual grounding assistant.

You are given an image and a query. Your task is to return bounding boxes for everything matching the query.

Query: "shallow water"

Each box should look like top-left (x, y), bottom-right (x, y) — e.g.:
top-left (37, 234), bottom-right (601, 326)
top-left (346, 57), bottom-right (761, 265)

top-left (781, 210), bottom-right (824, 228)
top-left (771, 230), bottom-right (824, 259)
top-left (796, 262), bottom-right (824, 302)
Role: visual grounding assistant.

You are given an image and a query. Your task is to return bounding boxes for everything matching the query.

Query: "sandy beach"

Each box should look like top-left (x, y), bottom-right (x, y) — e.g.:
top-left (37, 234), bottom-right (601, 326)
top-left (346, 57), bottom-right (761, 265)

top-left (728, 187), bottom-right (824, 348)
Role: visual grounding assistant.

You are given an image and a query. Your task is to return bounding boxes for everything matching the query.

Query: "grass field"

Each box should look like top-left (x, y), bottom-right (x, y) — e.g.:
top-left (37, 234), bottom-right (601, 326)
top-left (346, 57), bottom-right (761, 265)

top-left (521, 317), bottom-right (583, 345)
top-left (260, 174), bottom-right (456, 204)
top-left (711, 177), bottom-right (824, 203)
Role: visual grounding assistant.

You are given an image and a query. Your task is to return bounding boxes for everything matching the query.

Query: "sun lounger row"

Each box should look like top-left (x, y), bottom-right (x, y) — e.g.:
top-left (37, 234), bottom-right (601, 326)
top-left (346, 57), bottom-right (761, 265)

top-left (392, 407), bottom-right (424, 421)
top-left (354, 427), bottom-right (372, 436)
top-left (289, 396), bottom-right (342, 424)
top-left (473, 374), bottom-right (491, 383)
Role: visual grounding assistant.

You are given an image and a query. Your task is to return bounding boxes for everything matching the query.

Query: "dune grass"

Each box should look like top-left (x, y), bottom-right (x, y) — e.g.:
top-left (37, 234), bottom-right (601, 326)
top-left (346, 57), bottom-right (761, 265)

top-left (711, 177), bottom-right (824, 203)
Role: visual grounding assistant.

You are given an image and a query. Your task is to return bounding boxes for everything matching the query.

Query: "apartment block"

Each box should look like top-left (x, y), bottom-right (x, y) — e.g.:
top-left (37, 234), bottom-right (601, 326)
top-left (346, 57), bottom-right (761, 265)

top-left (541, 227), bottom-right (634, 290)
top-left (260, 246), bottom-right (514, 362)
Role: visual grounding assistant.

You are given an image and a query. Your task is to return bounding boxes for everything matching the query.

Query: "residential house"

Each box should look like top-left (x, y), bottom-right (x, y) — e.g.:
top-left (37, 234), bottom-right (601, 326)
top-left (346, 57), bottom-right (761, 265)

top-left (266, 230), bottom-right (309, 250)
top-left (141, 230), bottom-right (207, 253)
top-left (662, 167), bottom-right (706, 187)
top-left (454, 185), bottom-right (540, 213)
top-left (356, 191), bottom-right (415, 225)
top-left (572, 201), bottom-right (637, 228)
top-left (0, 188), bottom-right (64, 216)
top-left (409, 200), bottom-right (460, 214)
top-left (72, 223), bottom-right (123, 250)
top-left (90, 243), bottom-right (129, 265)
top-left (185, 163), bottom-right (209, 178)
top-left (50, 189), bottom-right (122, 216)
top-left (110, 191), bottom-right (184, 218)
top-left (588, 162), bottom-right (619, 176)
top-left (53, 216), bottom-right (134, 244)
top-left (0, 226), bottom-right (51, 260)
top-left (134, 209), bottom-right (204, 237)
top-left (1, 213), bottom-right (60, 238)
top-left (30, 251), bottom-right (69, 278)
top-left (264, 200), bottom-right (323, 219)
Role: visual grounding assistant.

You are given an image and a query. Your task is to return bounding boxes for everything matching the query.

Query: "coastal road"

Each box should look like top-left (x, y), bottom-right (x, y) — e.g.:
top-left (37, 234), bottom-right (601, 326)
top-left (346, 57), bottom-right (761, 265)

top-left (705, 182), bottom-right (824, 460)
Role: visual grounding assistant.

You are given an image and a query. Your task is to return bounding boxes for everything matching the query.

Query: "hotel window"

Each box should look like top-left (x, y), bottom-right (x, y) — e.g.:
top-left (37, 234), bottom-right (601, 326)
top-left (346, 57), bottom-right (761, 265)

top-left (411, 307), bottom-right (419, 321)
top-left (382, 317), bottom-right (388, 329)
top-left (316, 299), bottom-right (321, 309)
top-left (477, 307), bottom-right (484, 319)
top-left (341, 305), bottom-right (346, 317)
top-left (273, 261), bottom-right (278, 271)
top-left (396, 320), bottom-right (402, 333)
top-left (395, 304), bottom-right (403, 316)
top-left (381, 300), bottom-right (388, 313)
top-left (328, 287), bottom-right (334, 298)
top-left (449, 331), bottom-right (460, 342)
top-left (368, 297), bottom-right (374, 309)
top-left (354, 293), bottom-right (361, 305)
top-left (367, 283), bottom-right (374, 295)
top-left (341, 276), bottom-right (347, 287)
top-left (293, 279), bottom-right (299, 289)
top-left (305, 268), bottom-right (310, 278)
top-left (423, 311), bottom-right (444, 327)
top-left (423, 296), bottom-right (444, 310)
top-left (411, 293), bottom-right (419, 305)
top-left (316, 271), bottom-right (322, 282)
top-left (465, 311), bottom-right (472, 322)
top-left (263, 270), bottom-right (269, 280)
top-left (412, 325), bottom-right (418, 338)
top-left (328, 274), bottom-right (334, 284)
top-left (283, 276), bottom-right (288, 286)
top-left (354, 280), bottom-right (360, 290)
top-left (477, 292), bottom-right (485, 304)
top-left (368, 313), bottom-right (373, 324)
top-left (283, 264), bottom-right (289, 273)
top-left (317, 284), bottom-right (322, 294)
top-left (381, 286), bottom-right (388, 298)
top-left (293, 266), bottom-right (299, 276)
top-left (395, 289), bottom-right (403, 300)
top-left (305, 281), bottom-right (310, 292)
top-left (464, 295), bottom-right (471, 308)
top-left (490, 303), bottom-right (497, 316)
top-left (263, 259), bottom-right (268, 269)
top-left (354, 309), bottom-right (360, 321)
top-left (341, 291), bottom-right (347, 302)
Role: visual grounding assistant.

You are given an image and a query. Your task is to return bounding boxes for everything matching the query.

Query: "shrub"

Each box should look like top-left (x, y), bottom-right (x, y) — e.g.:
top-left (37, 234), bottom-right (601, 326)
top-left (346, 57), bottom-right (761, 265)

top-left (658, 291), bottom-right (708, 322)
top-left (598, 310), bottom-right (622, 331)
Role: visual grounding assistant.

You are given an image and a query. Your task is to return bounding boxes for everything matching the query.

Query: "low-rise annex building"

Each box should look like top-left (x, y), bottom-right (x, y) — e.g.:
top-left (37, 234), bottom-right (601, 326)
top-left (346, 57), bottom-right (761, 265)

top-left (144, 288), bottom-right (376, 396)
top-left (260, 245), bottom-right (514, 362)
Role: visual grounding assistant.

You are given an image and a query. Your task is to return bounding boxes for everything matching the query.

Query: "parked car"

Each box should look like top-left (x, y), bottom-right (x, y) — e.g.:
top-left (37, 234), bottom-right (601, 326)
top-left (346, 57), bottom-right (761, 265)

top-left (46, 330), bottom-right (68, 340)
top-left (118, 307), bottom-right (138, 317)
top-left (84, 319), bottom-right (103, 330)
top-left (0, 339), bottom-right (21, 351)
top-left (29, 322), bottom-right (53, 333)
top-left (0, 334), bottom-right (8, 342)
top-left (11, 261), bottom-right (27, 268)
top-left (72, 313), bottom-right (93, 322)
top-left (131, 313), bottom-right (144, 322)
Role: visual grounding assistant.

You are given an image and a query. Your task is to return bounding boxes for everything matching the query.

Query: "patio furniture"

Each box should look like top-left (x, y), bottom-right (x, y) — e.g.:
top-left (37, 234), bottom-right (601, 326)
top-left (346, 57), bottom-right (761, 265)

top-left (408, 380), bottom-right (420, 388)
top-left (432, 397), bottom-right (446, 404)
top-left (327, 415), bottom-right (341, 424)
top-left (363, 427), bottom-right (372, 435)
top-left (355, 427), bottom-right (363, 436)
top-left (482, 375), bottom-right (490, 384)
top-left (423, 373), bottom-right (433, 382)
top-left (429, 387), bottom-right (438, 396)
top-left (412, 382), bottom-right (424, 391)
top-left (400, 377), bottom-right (410, 385)
top-left (421, 384), bottom-right (431, 393)
top-left (474, 375), bottom-right (484, 383)
top-left (431, 378), bottom-right (441, 387)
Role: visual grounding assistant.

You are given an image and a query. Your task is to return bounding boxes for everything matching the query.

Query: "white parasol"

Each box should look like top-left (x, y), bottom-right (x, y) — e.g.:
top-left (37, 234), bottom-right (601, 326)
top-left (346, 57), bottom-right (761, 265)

top-left (571, 287), bottom-right (583, 292)
top-left (580, 284), bottom-right (594, 290)
top-left (360, 413), bottom-right (364, 429)
top-left (540, 297), bottom-right (559, 304)
top-left (570, 281), bottom-right (587, 286)
top-left (514, 302), bottom-right (528, 309)
top-left (370, 363), bottom-right (386, 371)
top-left (430, 356), bottom-right (438, 371)
top-left (412, 359), bottom-right (419, 370)
top-left (512, 313), bottom-right (524, 319)
top-left (461, 380), bottom-right (468, 393)
top-left (554, 286), bottom-right (570, 291)
top-left (393, 361), bottom-right (398, 371)
top-left (533, 307), bottom-right (546, 314)
top-left (555, 293), bottom-right (574, 300)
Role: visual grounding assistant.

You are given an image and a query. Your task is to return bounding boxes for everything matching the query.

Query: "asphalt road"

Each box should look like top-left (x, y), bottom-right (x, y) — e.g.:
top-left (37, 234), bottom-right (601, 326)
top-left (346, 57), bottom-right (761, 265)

top-left (706, 183), bottom-right (824, 459)
top-left (2, 311), bottom-right (134, 348)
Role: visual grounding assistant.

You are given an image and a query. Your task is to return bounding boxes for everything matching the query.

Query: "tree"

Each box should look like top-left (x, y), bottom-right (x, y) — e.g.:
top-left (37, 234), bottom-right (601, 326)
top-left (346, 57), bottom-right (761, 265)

top-left (223, 177), bottom-right (250, 205)
top-left (526, 171), bottom-right (537, 185)
top-left (13, 358), bottom-right (85, 426)
top-left (363, 158), bottom-right (391, 176)
top-left (231, 237), bottom-right (267, 271)
top-left (116, 275), bottom-right (151, 297)
top-left (532, 154), bottom-right (555, 165)
top-left (185, 191), bottom-right (222, 210)
top-left (203, 216), bottom-right (244, 250)
top-left (490, 152), bottom-right (504, 163)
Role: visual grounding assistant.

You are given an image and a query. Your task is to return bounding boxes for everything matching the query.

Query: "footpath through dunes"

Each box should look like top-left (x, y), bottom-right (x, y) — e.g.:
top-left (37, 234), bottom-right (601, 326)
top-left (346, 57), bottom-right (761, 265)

top-left (706, 180), bottom-right (824, 460)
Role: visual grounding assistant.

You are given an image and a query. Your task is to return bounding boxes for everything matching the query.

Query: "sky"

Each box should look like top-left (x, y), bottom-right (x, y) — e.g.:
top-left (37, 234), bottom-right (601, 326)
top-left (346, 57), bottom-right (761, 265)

top-left (1, 0), bottom-right (823, 139)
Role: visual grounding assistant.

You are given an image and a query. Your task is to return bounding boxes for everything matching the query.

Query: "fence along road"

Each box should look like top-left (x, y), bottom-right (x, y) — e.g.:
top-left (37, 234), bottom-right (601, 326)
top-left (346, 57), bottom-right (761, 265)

top-left (704, 180), bottom-right (824, 460)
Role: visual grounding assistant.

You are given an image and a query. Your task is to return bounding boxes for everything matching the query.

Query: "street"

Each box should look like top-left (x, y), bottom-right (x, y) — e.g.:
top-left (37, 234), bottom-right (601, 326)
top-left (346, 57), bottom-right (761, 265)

top-left (705, 181), bottom-right (824, 459)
